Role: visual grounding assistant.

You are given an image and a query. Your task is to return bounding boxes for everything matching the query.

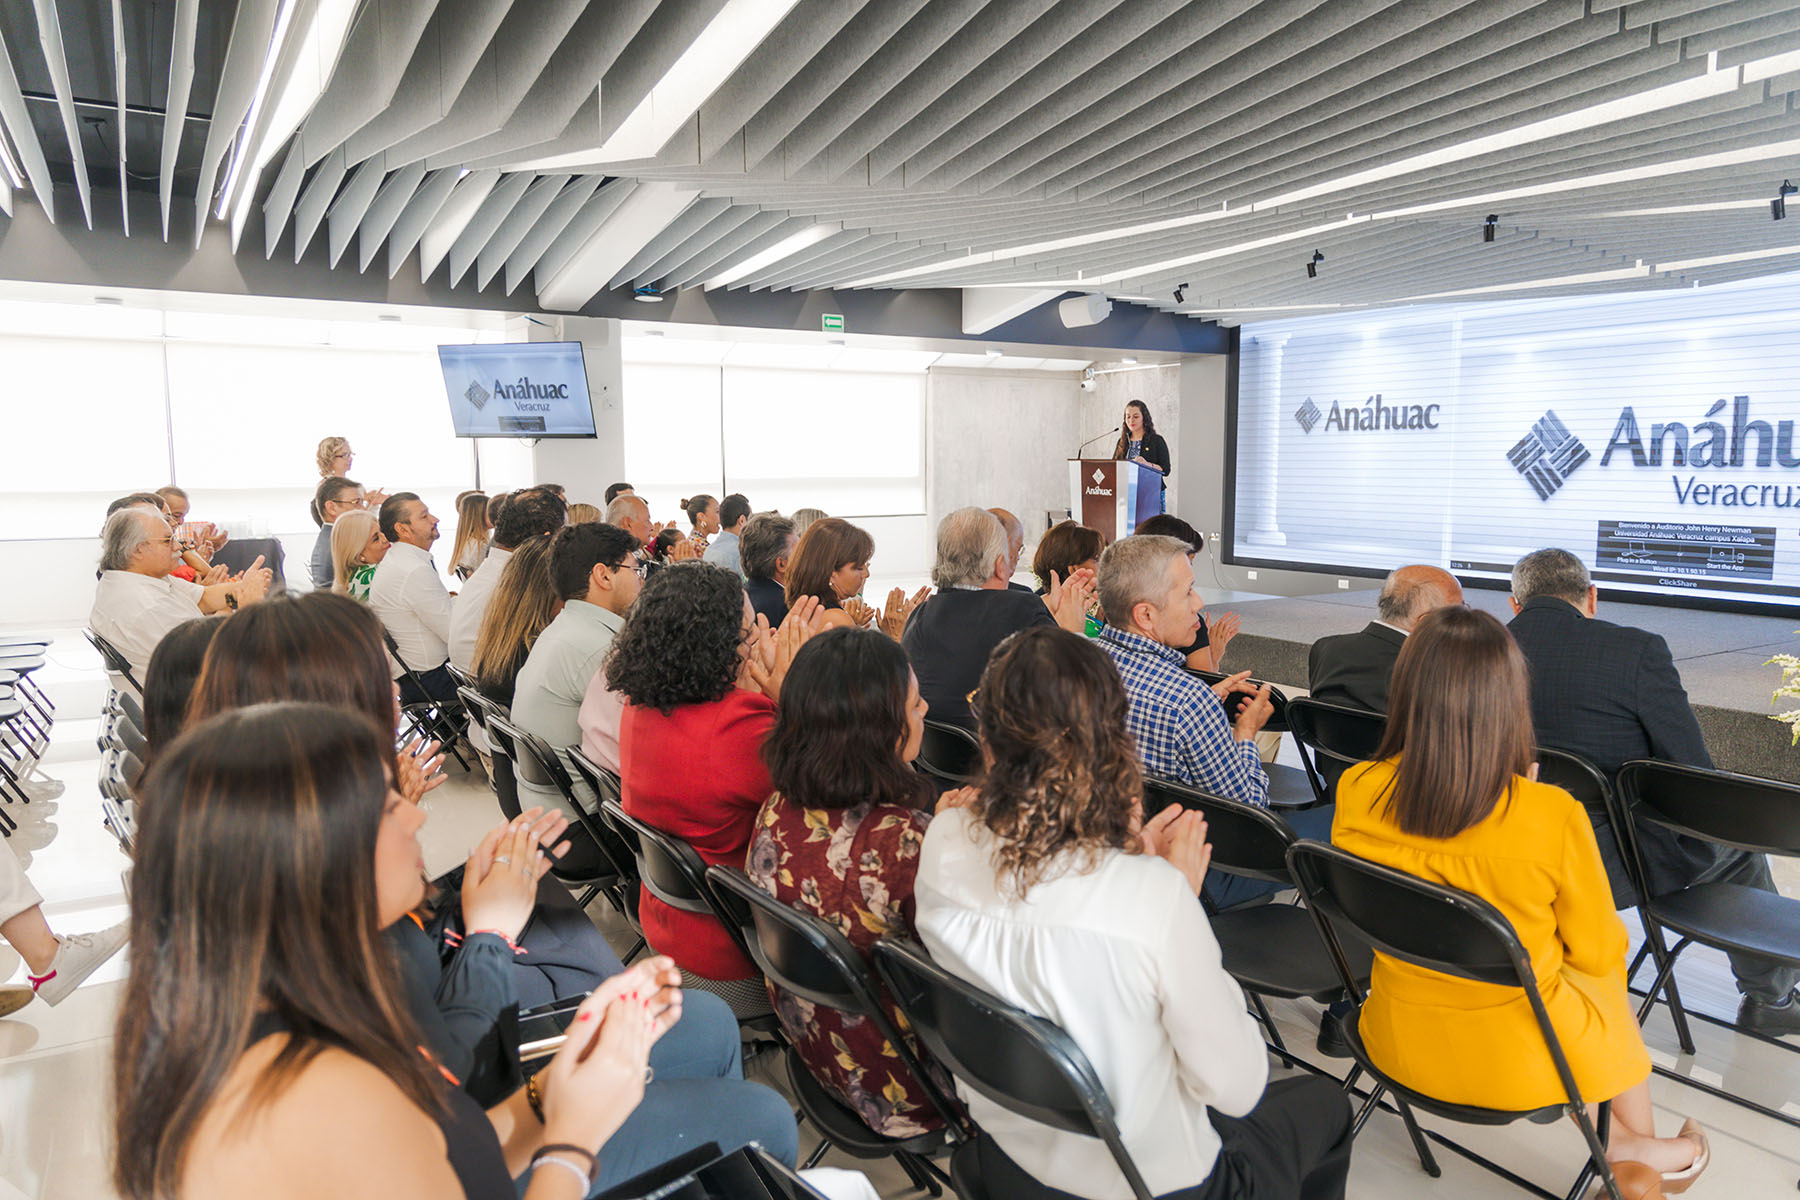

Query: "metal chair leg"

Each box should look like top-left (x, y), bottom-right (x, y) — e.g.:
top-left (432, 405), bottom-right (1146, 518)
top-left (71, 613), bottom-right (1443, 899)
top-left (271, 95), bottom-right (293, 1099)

top-left (1568, 1101), bottom-right (1622, 1200)
top-left (1395, 1099), bottom-right (1442, 1178)
top-left (1247, 991), bottom-right (1288, 1054)
top-left (801, 1140), bottom-right (830, 1169)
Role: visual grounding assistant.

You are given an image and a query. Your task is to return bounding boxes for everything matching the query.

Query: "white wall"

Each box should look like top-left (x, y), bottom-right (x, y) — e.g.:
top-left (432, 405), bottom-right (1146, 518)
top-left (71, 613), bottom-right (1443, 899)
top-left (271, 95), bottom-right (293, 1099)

top-left (927, 367), bottom-right (1083, 542)
top-left (1081, 363), bottom-right (1184, 518)
top-left (525, 315), bottom-right (627, 505)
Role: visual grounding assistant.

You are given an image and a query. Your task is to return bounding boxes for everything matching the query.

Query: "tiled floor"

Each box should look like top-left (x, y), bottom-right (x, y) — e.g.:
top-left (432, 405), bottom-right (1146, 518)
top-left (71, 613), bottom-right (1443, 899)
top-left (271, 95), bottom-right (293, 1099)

top-left (2, 631), bottom-right (1795, 1199)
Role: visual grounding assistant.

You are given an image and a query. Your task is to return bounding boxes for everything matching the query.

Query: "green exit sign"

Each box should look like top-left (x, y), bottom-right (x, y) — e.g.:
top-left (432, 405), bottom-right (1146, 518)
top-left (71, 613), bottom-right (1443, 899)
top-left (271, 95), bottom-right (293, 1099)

top-left (821, 313), bottom-right (844, 332)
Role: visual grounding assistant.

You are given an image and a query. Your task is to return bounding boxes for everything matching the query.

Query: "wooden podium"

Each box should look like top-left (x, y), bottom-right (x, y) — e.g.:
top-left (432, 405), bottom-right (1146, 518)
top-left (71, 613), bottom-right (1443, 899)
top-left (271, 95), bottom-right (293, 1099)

top-left (1070, 458), bottom-right (1162, 541)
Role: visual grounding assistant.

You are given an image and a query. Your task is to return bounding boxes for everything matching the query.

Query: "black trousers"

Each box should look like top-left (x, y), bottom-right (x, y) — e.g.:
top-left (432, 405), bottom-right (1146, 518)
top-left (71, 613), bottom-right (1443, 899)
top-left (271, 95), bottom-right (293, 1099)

top-left (973, 1075), bottom-right (1353, 1200)
top-left (399, 663), bottom-right (460, 707)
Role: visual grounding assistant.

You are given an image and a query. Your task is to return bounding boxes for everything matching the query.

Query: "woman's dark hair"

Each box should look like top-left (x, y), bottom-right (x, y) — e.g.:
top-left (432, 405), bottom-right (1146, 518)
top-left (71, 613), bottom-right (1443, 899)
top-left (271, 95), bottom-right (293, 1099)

top-left (1031, 520), bottom-right (1104, 591)
top-left (1134, 513), bottom-right (1203, 552)
top-left (1374, 605), bottom-right (1532, 839)
top-left (681, 494), bottom-right (717, 526)
top-left (114, 703), bottom-right (440, 1199)
top-left (142, 618), bottom-right (224, 763)
top-left (648, 527), bottom-right (687, 561)
top-left (188, 592), bottom-right (396, 735)
top-left (604, 561), bottom-right (746, 714)
top-left (1110, 401), bottom-right (1158, 460)
top-left (971, 626), bottom-right (1143, 896)
top-left (492, 488), bottom-right (566, 549)
top-left (785, 517), bottom-right (875, 611)
top-left (763, 629), bottom-right (931, 812)
top-left (472, 534), bottom-right (559, 702)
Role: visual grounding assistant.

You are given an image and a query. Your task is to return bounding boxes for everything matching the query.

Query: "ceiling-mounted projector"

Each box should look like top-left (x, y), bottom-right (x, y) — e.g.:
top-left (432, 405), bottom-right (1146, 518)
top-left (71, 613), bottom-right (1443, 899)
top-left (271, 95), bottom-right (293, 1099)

top-left (1059, 294), bottom-right (1112, 328)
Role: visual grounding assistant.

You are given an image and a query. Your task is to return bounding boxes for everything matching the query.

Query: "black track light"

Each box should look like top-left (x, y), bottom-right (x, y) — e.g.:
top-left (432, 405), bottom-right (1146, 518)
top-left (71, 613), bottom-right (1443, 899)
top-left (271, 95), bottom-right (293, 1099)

top-left (1305, 250), bottom-right (1324, 279)
top-left (1774, 181), bottom-right (1797, 221)
top-left (1482, 214), bottom-right (1498, 243)
top-left (1173, 283), bottom-right (1189, 304)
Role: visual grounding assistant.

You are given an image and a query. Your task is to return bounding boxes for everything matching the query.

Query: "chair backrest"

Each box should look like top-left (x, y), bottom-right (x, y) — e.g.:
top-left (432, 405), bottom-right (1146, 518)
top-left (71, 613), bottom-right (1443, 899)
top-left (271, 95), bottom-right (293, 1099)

top-left (1142, 775), bottom-right (1295, 884)
top-left (86, 628), bottom-right (143, 693)
top-left (1617, 758), bottom-right (1800, 858)
top-left (455, 686), bottom-right (506, 739)
top-left (118, 689), bottom-right (145, 733)
top-left (872, 938), bottom-right (1153, 1200)
top-left (1536, 747), bottom-right (1637, 909)
top-left (445, 663), bottom-right (478, 694)
top-left (599, 800), bottom-right (726, 919)
top-left (479, 715), bottom-right (526, 820)
top-left (113, 715), bottom-right (147, 758)
top-left (916, 719), bottom-right (981, 784)
top-left (487, 716), bottom-right (612, 880)
top-left (560, 748), bottom-right (645, 894)
top-left (1285, 698), bottom-right (1386, 773)
top-left (1534, 747), bottom-right (1610, 814)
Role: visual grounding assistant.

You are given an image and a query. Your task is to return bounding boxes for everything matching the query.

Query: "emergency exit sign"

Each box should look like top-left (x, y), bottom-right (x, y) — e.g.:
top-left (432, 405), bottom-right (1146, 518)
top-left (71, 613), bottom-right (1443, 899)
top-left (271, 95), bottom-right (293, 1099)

top-left (821, 313), bottom-right (844, 332)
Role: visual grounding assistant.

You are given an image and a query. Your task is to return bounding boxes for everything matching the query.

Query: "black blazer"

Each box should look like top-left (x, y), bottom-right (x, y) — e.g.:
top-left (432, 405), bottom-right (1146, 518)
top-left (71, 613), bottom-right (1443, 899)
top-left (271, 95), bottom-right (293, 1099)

top-left (1507, 595), bottom-right (1724, 896)
top-left (744, 575), bottom-right (789, 627)
top-left (901, 588), bottom-right (1054, 729)
top-left (1307, 622), bottom-right (1407, 714)
top-left (1117, 431), bottom-right (1171, 483)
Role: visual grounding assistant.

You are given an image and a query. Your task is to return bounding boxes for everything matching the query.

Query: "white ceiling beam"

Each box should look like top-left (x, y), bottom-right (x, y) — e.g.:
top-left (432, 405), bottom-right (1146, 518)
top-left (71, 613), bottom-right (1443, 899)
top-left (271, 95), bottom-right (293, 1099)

top-left (159, 0), bottom-right (198, 240)
top-left (109, 0), bottom-right (127, 233)
top-left (0, 31), bottom-right (54, 221)
top-left (31, 0), bottom-right (92, 227)
top-left (960, 287), bottom-right (1064, 334)
top-left (537, 181), bottom-right (699, 311)
top-left (190, 0), bottom-right (280, 245)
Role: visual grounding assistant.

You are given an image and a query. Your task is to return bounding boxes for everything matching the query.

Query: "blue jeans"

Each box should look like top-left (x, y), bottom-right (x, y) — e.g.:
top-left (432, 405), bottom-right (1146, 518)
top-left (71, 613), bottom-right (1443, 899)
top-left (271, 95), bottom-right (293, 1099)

top-left (1205, 805), bottom-right (1336, 912)
top-left (515, 988), bottom-right (799, 1194)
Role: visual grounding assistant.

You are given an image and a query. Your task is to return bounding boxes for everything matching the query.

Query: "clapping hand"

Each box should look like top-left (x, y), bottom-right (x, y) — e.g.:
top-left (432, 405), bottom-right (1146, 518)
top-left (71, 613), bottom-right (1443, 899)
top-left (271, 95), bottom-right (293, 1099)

top-left (234, 555), bottom-right (272, 605)
top-left (540, 958), bottom-right (682, 1156)
top-left (461, 806), bottom-right (570, 941)
top-left (1209, 611), bottom-right (1241, 658)
top-left (669, 536), bottom-right (700, 562)
top-left (935, 785), bottom-right (979, 814)
top-left (198, 562), bottom-right (230, 586)
top-left (745, 597), bottom-right (826, 703)
top-left (396, 735), bottom-right (447, 802)
top-left (878, 585), bottom-right (931, 640)
top-left (1140, 803), bottom-right (1212, 895)
top-left (1044, 568), bottom-right (1097, 634)
top-left (842, 596), bottom-right (877, 628)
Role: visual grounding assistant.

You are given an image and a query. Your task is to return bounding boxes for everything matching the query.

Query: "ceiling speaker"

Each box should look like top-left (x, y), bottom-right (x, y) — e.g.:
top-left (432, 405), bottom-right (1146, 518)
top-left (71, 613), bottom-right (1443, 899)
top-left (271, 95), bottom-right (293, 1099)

top-left (1059, 293), bottom-right (1112, 328)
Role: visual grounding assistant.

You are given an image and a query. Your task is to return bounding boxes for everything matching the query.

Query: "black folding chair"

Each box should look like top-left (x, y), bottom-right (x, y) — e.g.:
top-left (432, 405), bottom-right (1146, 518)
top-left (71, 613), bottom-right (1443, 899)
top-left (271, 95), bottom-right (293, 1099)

top-left (599, 799), bottom-right (782, 1037)
top-left (85, 628), bottom-right (143, 696)
top-left (708, 866), bottom-right (962, 1194)
top-left (379, 628), bottom-right (469, 769)
top-left (561, 747), bottom-right (646, 954)
top-left (1612, 760), bottom-right (1800, 1106)
top-left (1285, 697), bottom-right (1387, 804)
top-left (915, 719), bottom-right (980, 785)
top-left (98, 748), bottom-right (136, 853)
top-left (1535, 748), bottom-right (1636, 911)
top-left (1143, 777), bottom-right (1371, 1067)
top-left (873, 937), bottom-right (1156, 1200)
top-left (1188, 670), bottom-right (1315, 808)
top-left (1286, 841), bottom-right (1624, 1200)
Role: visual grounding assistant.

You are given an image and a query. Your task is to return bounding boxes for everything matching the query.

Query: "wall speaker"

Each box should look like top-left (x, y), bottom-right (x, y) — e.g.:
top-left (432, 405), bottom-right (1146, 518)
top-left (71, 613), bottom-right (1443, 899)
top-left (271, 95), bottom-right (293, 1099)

top-left (1059, 293), bottom-right (1112, 328)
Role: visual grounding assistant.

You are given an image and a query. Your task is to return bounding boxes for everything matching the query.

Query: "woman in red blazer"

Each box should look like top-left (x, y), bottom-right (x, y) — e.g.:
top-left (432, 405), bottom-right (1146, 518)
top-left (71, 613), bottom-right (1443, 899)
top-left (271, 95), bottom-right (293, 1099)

top-left (602, 562), bottom-right (819, 1004)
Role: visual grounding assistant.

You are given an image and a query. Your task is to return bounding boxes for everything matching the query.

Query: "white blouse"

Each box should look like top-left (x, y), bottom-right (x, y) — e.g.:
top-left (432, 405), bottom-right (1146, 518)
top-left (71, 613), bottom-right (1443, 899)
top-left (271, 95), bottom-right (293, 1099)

top-left (913, 808), bottom-right (1268, 1200)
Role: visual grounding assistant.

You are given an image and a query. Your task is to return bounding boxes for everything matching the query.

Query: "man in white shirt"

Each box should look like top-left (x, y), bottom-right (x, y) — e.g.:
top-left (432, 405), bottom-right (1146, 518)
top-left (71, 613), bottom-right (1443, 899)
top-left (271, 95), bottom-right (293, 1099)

top-left (701, 493), bottom-right (750, 577)
top-left (513, 523), bottom-right (642, 817)
top-left (89, 508), bottom-right (270, 681)
top-left (368, 492), bottom-right (456, 705)
top-left (448, 488), bottom-right (567, 674)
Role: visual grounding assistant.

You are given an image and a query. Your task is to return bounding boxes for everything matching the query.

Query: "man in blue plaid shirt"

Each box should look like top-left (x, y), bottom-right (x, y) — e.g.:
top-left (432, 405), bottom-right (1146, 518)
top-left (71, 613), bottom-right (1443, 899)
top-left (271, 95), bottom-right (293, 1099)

top-left (1095, 534), bottom-right (1336, 910)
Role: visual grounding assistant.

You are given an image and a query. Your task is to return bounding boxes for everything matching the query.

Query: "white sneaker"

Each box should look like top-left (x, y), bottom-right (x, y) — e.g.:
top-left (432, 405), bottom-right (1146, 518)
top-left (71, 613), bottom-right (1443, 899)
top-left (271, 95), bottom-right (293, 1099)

top-left (29, 922), bottom-right (129, 1006)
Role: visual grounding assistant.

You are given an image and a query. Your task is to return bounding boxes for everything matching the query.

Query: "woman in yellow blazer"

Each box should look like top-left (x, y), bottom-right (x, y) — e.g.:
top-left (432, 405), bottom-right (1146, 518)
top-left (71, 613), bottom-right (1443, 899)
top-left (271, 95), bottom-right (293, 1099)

top-left (1332, 606), bottom-right (1706, 1193)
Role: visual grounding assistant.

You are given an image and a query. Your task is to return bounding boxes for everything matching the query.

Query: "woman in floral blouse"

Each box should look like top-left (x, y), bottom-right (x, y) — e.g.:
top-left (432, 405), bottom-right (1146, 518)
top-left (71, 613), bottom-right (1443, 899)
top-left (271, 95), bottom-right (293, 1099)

top-left (747, 628), bottom-right (965, 1138)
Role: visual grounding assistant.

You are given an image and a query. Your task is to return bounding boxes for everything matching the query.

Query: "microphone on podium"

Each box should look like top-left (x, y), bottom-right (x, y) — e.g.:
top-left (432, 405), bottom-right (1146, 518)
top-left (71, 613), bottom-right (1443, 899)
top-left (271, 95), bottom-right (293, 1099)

top-left (1076, 426), bottom-right (1119, 456)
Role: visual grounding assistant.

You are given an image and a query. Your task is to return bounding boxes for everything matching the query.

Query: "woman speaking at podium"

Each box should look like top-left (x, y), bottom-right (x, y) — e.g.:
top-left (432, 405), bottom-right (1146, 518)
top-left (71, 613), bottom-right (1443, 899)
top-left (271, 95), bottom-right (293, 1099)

top-left (1112, 400), bottom-right (1170, 513)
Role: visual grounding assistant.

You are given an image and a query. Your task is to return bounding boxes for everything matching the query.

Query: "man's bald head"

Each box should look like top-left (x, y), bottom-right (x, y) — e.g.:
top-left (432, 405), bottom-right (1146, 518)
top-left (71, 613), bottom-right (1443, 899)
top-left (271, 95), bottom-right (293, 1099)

top-left (987, 507), bottom-right (1025, 573)
top-left (1377, 565), bottom-right (1463, 631)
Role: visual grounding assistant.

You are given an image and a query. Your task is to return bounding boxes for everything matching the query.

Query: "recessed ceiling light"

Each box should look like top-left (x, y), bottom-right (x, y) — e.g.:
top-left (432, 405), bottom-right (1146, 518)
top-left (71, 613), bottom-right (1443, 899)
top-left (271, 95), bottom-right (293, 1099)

top-left (984, 348), bottom-right (1003, 358)
top-left (633, 285), bottom-right (665, 303)
top-left (1121, 356), bottom-right (1138, 364)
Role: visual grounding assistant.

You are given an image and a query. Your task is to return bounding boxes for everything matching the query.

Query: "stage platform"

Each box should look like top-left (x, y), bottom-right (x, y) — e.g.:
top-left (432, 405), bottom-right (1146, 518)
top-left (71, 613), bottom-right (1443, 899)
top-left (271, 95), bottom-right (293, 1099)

top-left (1205, 586), bottom-right (1800, 785)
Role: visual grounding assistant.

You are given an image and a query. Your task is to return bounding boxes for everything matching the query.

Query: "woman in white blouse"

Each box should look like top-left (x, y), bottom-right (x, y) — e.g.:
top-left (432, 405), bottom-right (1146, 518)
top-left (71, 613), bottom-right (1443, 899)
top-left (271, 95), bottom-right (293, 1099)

top-left (913, 627), bottom-right (1353, 1200)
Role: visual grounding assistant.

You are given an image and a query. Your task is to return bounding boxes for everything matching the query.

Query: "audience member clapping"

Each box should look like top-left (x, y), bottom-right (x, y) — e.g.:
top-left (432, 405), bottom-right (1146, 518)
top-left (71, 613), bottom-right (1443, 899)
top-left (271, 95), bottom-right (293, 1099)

top-left (902, 508), bottom-right (1091, 729)
top-left (740, 512), bottom-right (797, 627)
top-left (605, 562), bottom-right (820, 1014)
top-left (682, 494), bottom-right (720, 547)
top-left (309, 475), bottom-right (368, 586)
top-left (156, 486), bottom-right (228, 562)
top-left (329, 509), bottom-right (388, 601)
top-left (470, 534), bottom-right (561, 712)
top-left (914, 626), bottom-right (1353, 1200)
top-left (985, 507), bottom-right (1032, 592)
top-left (90, 507), bottom-right (270, 680)
top-left (1333, 606), bottom-right (1707, 1190)
top-left (1135, 514), bottom-right (1240, 671)
top-left (786, 516), bottom-right (927, 639)
top-left (604, 493), bottom-right (654, 544)
top-left (115, 701), bottom-right (680, 1200)
top-left (1031, 519), bottom-right (1103, 596)
top-left (449, 491), bottom-right (492, 580)
top-left (368, 492), bottom-right (457, 705)
top-left (450, 487), bottom-right (566, 676)
top-left (701, 492), bottom-right (751, 576)
top-left (748, 627), bottom-right (951, 1137)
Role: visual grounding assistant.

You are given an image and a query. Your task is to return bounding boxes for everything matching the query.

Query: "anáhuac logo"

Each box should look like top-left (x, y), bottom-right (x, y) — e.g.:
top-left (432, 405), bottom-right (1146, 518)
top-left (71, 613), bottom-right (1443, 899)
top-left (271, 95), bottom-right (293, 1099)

top-left (491, 376), bottom-right (570, 412)
top-left (464, 379), bottom-right (490, 411)
top-left (1507, 410), bottom-right (1590, 500)
top-left (1294, 394), bottom-right (1438, 434)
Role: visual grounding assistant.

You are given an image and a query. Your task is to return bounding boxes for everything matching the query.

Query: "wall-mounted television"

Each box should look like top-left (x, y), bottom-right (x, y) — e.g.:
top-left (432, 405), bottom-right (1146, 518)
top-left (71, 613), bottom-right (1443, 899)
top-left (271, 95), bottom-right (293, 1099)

top-left (436, 341), bottom-right (596, 438)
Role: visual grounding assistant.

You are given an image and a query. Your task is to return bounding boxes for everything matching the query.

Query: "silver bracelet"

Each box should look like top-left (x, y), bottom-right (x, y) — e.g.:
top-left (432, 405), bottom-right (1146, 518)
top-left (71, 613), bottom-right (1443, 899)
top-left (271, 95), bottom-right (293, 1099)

top-left (534, 1154), bottom-right (591, 1191)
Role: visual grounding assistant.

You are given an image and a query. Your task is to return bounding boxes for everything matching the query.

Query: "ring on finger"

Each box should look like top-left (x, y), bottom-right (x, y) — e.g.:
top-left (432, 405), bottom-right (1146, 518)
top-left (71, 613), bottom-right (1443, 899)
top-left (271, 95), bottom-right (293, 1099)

top-left (493, 854), bottom-right (512, 866)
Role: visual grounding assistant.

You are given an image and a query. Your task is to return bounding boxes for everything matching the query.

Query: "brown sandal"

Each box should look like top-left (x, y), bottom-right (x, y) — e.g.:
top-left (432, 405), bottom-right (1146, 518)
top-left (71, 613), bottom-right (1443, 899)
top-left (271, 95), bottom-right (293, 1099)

top-left (1601, 1161), bottom-right (1664, 1200)
top-left (1659, 1118), bottom-right (1709, 1195)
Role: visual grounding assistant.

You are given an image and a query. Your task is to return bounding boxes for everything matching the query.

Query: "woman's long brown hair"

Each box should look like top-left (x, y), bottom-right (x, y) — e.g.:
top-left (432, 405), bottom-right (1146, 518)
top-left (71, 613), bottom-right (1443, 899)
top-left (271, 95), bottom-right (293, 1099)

top-left (784, 517), bottom-right (875, 611)
top-left (113, 703), bottom-right (443, 1199)
top-left (971, 626), bottom-right (1143, 895)
top-left (471, 533), bottom-right (560, 698)
top-left (1373, 605), bottom-right (1535, 839)
top-left (1110, 400), bottom-right (1158, 459)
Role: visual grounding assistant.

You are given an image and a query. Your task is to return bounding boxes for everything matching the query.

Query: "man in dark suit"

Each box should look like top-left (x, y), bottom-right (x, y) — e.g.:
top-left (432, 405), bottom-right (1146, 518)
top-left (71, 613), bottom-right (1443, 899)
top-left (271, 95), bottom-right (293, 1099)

top-left (1308, 565), bottom-right (1463, 713)
top-left (1508, 548), bottom-right (1800, 1035)
top-left (740, 513), bottom-right (796, 628)
top-left (904, 508), bottom-right (1090, 728)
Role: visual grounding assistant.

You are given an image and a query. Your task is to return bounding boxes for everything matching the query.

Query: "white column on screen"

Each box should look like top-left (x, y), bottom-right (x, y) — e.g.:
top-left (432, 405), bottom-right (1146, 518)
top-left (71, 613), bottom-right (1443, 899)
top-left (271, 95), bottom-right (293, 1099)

top-left (1244, 333), bottom-right (1289, 547)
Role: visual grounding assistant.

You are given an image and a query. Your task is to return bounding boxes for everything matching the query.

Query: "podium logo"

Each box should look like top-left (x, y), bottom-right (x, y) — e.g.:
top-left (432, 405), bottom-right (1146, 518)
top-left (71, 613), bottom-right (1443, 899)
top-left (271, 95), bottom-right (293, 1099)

top-left (1091, 468), bottom-right (1105, 485)
top-left (1294, 398), bottom-right (1322, 433)
top-left (464, 379), bottom-right (491, 411)
top-left (1507, 409), bottom-right (1590, 500)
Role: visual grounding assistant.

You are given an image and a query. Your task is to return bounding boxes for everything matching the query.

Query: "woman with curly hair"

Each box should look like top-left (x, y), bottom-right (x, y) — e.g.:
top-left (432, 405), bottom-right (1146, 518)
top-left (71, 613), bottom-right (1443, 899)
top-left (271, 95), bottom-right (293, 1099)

top-left (914, 625), bottom-right (1354, 1200)
top-left (747, 628), bottom-right (955, 1138)
top-left (605, 562), bottom-right (815, 1014)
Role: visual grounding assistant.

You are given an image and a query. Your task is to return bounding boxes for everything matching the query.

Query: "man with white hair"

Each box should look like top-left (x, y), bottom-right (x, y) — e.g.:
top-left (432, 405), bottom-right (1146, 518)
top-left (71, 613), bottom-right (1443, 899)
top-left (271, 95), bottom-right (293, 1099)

top-left (89, 508), bottom-right (270, 679)
top-left (1308, 564), bottom-right (1463, 713)
top-left (901, 507), bottom-right (1093, 729)
top-left (985, 506), bottom-right (1034, 592)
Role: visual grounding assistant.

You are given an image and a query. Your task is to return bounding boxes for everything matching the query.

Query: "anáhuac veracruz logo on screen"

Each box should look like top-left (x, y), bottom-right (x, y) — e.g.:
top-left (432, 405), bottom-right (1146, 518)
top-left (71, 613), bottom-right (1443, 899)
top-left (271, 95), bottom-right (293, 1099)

top-left (1509, 396), bottom-right (1800, 509)
top-left (1293, 393), bottom-right (1440, 434)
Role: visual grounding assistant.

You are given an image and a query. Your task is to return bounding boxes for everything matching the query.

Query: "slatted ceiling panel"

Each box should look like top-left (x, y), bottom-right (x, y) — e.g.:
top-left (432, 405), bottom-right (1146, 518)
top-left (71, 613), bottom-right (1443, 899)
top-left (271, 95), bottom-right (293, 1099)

top-left (295, 0), bottom-right (437, 166)
top-left (385, 163), bottom-right (461, 277)
top-left (623, 202), bottom-right (761, 283)
top-left (325, 155), bottom-right (385, 267)
top-left (261, 136), bottom-right (305, 257)
top-left (658, 210), bottom-right (805, 288)
top-left (355, 159), bottom-right (427, 272)
top-left (597, 0), bottom-right (730, 148)
top-left (695, 0), bottom-right (865, 164)
top-left (342, 0), bottom-right (512, 163)
top-left (501, 172), bottom-right (606, 294)
top-left (474, 172), bottom-right (568, 290)
top-left (605, 194), bottom-right (734, 288)
top-left (530, 176), bottom-right (637, 289)
top-left (291, 146), bottom-right (347, 262)
top-left (190, 0), bottom-right (278, 235)
top-left (445, 168), bottom-right (531, 285)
